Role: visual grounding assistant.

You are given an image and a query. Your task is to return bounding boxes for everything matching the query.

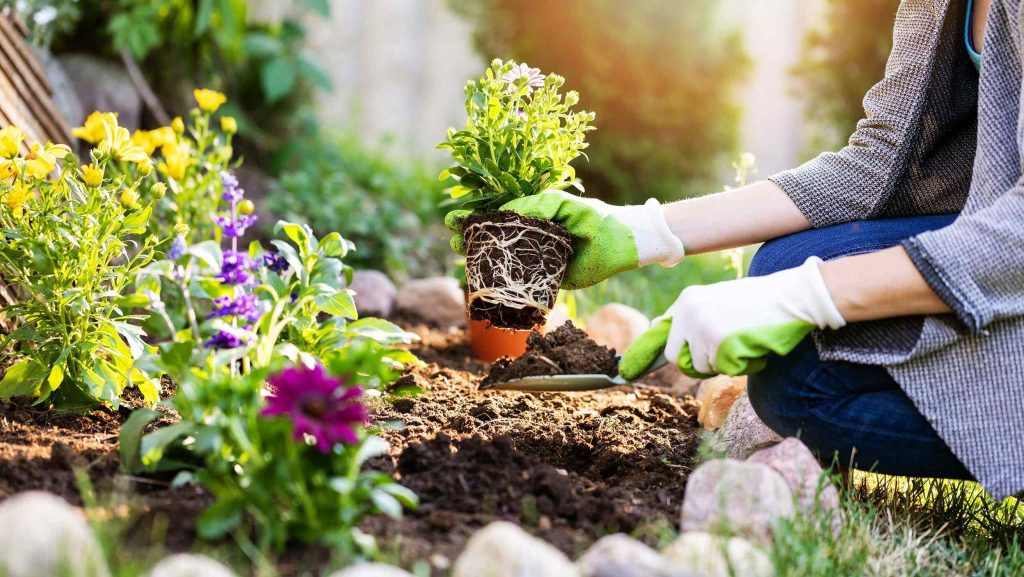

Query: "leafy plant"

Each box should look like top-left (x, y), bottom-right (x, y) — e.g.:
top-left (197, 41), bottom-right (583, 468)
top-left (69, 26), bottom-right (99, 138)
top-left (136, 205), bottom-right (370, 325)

top-left (437, 58), bottom-right (596, 212)
top-left (0, 119), bottom-right (164, 407)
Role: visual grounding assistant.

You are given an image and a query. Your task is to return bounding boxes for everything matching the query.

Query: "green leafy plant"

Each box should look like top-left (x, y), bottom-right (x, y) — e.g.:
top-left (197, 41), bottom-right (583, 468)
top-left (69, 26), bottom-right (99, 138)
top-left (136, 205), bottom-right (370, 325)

top-left (0, 119), bottom-right (165, 408)
top-left (437, 58), bottom-right (595, 211)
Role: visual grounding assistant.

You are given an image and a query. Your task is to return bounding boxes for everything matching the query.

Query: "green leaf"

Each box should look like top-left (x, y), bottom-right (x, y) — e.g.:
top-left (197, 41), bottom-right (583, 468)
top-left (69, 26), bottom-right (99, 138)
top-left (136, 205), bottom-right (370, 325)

top-left (47, 364), bottom-right (63, 391)
top-left (315, 290), bottom-right (357, 319)
top-left (355, 435), bottom-right (390, 467)
top-left (197, 499), bottom-right (243, 539)
top-left (261, 58), bottom-right (297, 103)
top-left (319, 232), bottom-right (351, 258)
top-left (188, 241), bottom-right (222, 270)
top-left (380, 483), bottom-right (419, 509)
top-left (302, 0), bottom-right (331, 16)
top-left (0, 359), bottom-right (46, 399)
top-left (140, 422), bottom-right (193, 466)
top-left (298, 57), bottom-right (332, 91)
top-left (194, 0), bottom-right (215, 36)
top-left (371, 490), bottom-right (403, 519)
top-left (450, 185), bottom-right (472, 199)
top-left (119, 408), bottom-right (159, 473)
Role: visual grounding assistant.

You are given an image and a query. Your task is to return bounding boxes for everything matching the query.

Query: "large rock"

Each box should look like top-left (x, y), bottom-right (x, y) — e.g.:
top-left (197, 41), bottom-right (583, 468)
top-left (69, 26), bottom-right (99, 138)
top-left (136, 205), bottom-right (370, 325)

top-left (662, 532), bottom-right (773, 577)
top-left (349, 270), bottom-right (397, 317)
top-left (453, 521), bottom-right (578, 577)
top-left (577, 534), bottom-right (692, 577)
top-left (0, 491), bottom-right (109, 577)
top-left (711, 390), bottom-right (783, 459)
top-left (749, 438), bottom-right (841, 534)
top-left (328, 563), bottom-right (415, 577)
top-left (584, 303), bottom-right (648, 353)
top-left (696, 375), bottom-right (747, 430)
top-left (680, 459), bottom-right (795, 546)
top-left (395, 277), bottom-right (465, 327)
top-left (147, 554), bottom-right (236, 577)
top-left (58, 54), bottom-right (142, 131)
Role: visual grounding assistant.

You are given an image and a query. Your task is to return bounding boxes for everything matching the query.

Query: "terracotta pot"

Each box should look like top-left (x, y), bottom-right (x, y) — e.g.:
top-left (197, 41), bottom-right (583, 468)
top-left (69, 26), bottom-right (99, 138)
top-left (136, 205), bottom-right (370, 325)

top-left (467, 317), bottom-right (541, 362)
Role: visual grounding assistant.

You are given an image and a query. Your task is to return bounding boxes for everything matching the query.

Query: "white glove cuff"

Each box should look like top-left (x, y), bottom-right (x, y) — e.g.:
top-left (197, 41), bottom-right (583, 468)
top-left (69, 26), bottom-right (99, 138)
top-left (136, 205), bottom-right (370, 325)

top-left (795, 257), bottom-right (847, 330)
top-left (618, 199), bottom-right (685, 268)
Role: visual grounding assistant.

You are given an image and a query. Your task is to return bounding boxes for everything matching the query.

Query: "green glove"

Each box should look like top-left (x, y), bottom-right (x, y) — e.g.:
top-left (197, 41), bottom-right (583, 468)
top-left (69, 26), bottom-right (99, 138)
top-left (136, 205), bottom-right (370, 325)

top-left (445, 190), bottom-right (684, 290)
top-left (620, 257), bottom-right (847, 380)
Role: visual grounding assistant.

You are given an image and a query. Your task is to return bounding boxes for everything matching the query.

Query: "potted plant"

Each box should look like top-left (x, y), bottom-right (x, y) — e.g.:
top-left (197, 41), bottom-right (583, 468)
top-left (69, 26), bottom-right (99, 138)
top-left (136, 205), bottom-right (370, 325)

top-left (439, 59), bottom-right (595, 331)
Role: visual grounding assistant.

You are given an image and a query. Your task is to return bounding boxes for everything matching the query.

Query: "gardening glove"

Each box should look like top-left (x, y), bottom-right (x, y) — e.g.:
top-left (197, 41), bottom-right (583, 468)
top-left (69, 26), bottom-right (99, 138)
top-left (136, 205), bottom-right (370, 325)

top-left (619, 257), bottom-right (846, 380)
top-left (445, 190), bottom-right (684, 290)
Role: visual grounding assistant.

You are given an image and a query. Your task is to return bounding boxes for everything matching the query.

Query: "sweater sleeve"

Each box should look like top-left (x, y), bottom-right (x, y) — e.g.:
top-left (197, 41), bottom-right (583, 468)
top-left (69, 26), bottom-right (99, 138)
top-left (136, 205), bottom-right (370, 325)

top-left (769, 1), bottom-right (944, 227)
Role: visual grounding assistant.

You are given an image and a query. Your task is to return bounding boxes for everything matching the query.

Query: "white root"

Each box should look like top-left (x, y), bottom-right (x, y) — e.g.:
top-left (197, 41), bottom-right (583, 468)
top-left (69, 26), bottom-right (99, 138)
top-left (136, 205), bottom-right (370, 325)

top-left (464, 219), bottom-right (572, 323)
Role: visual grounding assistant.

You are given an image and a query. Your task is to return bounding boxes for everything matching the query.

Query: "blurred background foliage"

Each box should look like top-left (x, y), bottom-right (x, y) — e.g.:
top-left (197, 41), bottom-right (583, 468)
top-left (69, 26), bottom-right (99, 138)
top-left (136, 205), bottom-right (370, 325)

top-left (448, 0), bottom-right (750, 204)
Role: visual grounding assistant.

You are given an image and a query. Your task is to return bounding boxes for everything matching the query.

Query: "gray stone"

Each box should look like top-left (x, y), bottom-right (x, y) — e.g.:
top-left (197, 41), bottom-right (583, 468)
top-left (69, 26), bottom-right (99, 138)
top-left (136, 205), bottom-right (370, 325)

top-left (396, 277), bottom-right (465, 327)
top-left (453, 521), bottom-right (578, 577)
top-left (680, 459), bottom-right (795, 546)
top-left (31, 47), bottom-right (85, 129)
top-left (58, 54), bottom-right (142, 131)
top-left (147, 554), bottom-right (236, 577)
top-left (711, 390), bottom-right (783, 459)
top-left (662, 532), bottom-right (773, 577)
top-left (577, 534), bottom-right (690, 577)
top-left (349, 270), bottom-right (398, 317)
top-left (0, 491), bottom-right (109, 577)
top-left (328, 563), bottom-right (415, 577)
top-left (749, 437), bottom-right (842, 534)
top-left (585, 303), bottom-right (649, 353)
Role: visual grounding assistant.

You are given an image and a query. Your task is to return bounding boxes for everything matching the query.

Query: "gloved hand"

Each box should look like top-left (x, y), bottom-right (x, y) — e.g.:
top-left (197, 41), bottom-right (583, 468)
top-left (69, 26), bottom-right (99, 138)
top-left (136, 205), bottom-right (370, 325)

top-left (619, 257), bottom-right (846, 379)
top-left (445, 190), bottom-right (684, 289)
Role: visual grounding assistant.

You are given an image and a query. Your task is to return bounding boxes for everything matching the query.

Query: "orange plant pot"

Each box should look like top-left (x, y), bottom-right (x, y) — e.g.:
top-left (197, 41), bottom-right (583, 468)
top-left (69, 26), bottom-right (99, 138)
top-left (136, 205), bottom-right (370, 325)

top-left (467, 317), bottom-right (541, 363)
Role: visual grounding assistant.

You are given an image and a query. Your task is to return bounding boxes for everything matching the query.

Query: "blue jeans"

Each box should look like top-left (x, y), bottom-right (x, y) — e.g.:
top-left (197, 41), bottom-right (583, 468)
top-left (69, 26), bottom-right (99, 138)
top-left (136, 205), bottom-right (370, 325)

top-left (746, 215), bottom-right (973, 480)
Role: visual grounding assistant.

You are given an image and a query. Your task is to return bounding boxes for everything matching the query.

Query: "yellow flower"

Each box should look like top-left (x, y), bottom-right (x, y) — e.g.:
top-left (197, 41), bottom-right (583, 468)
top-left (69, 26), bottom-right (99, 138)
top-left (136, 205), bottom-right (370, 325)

top-left (158, 143), bottom-right (190, 181)
top-left (171, 117), bottom-right (185, 134)
top-left (120, 189), bottom-right (141, 210)
top-left (24, 142), bottom-right (70, 180)
top-left (73, 112), bottom-right (118, 144)
top-left (131, 130), bottom-right (157, 156)
top-left (5, 183), bottom-right (32, 218)
top-left (151, 182), bottom-right (167, 198)
top-left (0, 126), bottom-right (25, 158)
top-left (0, 159), bottom-right (17, 181)
top-left (81, 163), bottom-right (103, 187)
top-left (220, 116), bottom-right (237, 134)
top-left (98, 117), bottom-right (149, 164)
top-left (193, 88), bottom-right (227, 113)
top-left (149, 126), bottom-right (175, 148)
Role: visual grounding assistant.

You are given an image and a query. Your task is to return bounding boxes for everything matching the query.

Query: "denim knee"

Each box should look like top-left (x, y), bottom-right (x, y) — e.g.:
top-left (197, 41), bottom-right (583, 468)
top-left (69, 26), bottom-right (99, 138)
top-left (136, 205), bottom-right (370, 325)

top-left (746, 356), bottom-right (805, 439)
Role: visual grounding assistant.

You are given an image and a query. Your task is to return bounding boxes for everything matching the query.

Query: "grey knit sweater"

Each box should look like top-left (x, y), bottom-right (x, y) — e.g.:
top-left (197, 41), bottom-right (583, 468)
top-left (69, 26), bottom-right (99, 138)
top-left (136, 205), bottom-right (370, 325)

top-left (768, 0), bottom-right (1024, 498)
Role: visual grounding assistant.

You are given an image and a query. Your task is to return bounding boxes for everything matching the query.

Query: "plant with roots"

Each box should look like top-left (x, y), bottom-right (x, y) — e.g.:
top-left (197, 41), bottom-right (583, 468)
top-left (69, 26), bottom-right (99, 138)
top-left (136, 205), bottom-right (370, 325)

top-left (437, 59), bottom-right (594, 329)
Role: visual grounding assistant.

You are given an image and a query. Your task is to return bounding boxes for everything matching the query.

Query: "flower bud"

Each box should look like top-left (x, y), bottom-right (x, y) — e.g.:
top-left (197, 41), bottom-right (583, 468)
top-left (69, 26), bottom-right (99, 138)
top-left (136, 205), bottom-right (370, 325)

top-left (150, 182), bottom-right (167, 198)
top-left (220, 116), bottom-right (237, 134)
top-left (120, 189), bottom-right (141, 210)
top-left (137, 158), bottom-right (153, 177)
top-left (171, 117), bottom-right (185, 134)
top-left (173, 223), bottom-right (190, 237)
top-left (237, 199), bottom-right (255, 215)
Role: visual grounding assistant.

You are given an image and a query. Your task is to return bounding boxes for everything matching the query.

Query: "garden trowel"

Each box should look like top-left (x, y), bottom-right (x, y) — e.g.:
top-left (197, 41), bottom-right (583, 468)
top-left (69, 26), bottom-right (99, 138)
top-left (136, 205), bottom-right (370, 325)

top-left (480, 355), bottom-right (669, 392)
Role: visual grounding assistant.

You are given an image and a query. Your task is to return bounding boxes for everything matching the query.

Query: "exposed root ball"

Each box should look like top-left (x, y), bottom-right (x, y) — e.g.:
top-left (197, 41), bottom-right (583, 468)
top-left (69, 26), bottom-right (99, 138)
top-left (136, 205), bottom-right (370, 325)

top-left (463, 211), bottom-right (574, 330)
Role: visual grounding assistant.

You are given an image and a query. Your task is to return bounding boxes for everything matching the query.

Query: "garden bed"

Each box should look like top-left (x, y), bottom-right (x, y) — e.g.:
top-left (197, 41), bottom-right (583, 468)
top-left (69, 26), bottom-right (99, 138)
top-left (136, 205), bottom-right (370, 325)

top-left (0, 319), bottom-right (701, 575)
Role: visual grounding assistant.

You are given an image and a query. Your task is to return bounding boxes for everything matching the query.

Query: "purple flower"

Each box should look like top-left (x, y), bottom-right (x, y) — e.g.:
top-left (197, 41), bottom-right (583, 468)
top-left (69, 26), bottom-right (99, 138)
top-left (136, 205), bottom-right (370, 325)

top-left (261, 365), bottom-right (369, 453)
top-left (221, 171), bottom-right (243, 204)
top-left (215, 213), bottom-right (258, 238)
top-left (211, 293), bottom-right (264, 323)
top-left (168, 235), bottom-right (187, 260)
top-left (501, 63), bottom-right (545, 93)
top-left (261, 251), bottom-right (289, 274)
top-left (205, 329), bottom-right (245, 349)
top-left (218, 250), bottom-right (258, 285)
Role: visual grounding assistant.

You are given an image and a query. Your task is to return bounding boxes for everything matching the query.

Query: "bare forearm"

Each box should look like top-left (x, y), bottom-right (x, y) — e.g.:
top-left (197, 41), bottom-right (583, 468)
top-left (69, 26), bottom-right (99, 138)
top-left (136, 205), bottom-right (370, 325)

top-left (820, 246), bottom-right (951, 322)
top-left (662, 180), bottom-right (811, 254)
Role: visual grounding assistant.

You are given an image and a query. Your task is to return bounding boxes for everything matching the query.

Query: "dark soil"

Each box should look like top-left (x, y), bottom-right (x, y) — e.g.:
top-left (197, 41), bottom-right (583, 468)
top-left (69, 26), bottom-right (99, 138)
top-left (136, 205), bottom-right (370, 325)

top-left (463, 211), bottom-right (574, 330)
top-left (481, 322), bottom-right (618, 387)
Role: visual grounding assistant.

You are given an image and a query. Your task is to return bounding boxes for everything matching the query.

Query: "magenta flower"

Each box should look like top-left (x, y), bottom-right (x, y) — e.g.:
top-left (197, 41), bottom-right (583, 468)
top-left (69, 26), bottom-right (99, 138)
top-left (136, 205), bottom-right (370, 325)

top-left (501, 63), bottom-right (545, 93)
top-left (261, 365), bottom-right (369, 453)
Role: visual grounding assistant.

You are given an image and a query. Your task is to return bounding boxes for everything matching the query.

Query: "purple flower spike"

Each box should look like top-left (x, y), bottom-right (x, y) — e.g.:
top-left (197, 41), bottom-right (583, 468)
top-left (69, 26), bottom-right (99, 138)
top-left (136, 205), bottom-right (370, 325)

top-left (261, 251), bottom-right (289, 274)
top-left (218, 250), bottom-right (258, 285)
top-left (261, 365), bottom-right (369, 453)
top-left (221, 171), bottom-right (243, 204)
top-left (168, 235), bottom-right (187, 260)
top-left (215, 214), bottom-right (258, 238)
top-left (205, 329), bottom-right (245, 349)
top-left (211, 293), bottom-right (264, 323)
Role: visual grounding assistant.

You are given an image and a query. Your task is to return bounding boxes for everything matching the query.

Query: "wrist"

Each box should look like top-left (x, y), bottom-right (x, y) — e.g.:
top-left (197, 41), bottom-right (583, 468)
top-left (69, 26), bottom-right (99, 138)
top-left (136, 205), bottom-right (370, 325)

top-left (622, 199), bottom-right (685, 268)
top-left (793, 257), bottom-right (846, 330)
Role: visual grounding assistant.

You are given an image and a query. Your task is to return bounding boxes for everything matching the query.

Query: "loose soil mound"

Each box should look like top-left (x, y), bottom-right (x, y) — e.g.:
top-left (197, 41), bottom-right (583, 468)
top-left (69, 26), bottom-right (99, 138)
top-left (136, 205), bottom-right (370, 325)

top-left (481, 322), bottom-right (618, 387)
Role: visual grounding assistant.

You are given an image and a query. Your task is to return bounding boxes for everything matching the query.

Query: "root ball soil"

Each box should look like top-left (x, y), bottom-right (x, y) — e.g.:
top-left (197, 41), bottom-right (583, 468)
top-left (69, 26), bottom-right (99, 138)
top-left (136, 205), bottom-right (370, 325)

top-left (463, 211), bottom-right (574, 330)
top-left (481, 322), bottom-right (618, 387)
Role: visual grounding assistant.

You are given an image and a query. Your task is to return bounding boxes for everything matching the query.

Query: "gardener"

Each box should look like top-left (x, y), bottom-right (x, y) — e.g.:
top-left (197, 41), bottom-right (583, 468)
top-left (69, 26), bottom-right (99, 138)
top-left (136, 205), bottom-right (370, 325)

top-left (448, 0), bottom-right (1024, 498)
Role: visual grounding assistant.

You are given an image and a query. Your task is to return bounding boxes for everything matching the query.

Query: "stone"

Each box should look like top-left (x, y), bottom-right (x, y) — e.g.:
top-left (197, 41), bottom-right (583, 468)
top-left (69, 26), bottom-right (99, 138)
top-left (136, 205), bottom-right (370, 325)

top-left (662, 532), bottom-right (773, 577)
top-left (0, 491), bottom-right (109, 577)
top-left (453, 521), bottom-right (579, 577)
top-left (577, 534), bottom-right (692, 577)
top-left (545, 302), bottom-right (572, 332)
top-left (349, 270), bottom-right (398, 317)
top-left (696, 375), bottom-right (747, 430)
top-left (680, 459), bottom-right (795, 546)
top-left (147, 554), bottom-right (236, 577)
top-left (328, 563), bottom-right (415, 577)
top-left (712, 390), bottom-right (784, 459)
top-left (584, 303), bottom-right (649, 353)
top-left (58, 54), bottom-right (143, 131)
top-left (749, 437), bottom-right (842, 534)
top-left (395, 277), bottom-right (465, 327)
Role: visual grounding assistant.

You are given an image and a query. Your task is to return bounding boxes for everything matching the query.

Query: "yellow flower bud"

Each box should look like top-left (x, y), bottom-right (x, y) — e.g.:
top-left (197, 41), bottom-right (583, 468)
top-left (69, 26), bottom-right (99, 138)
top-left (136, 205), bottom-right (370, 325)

top-left (173, 223), bottom-right (190, 237)
top-left (0, 126), bottom-right (25, 158)
top-left (120, 189), bottom-right (141, 210)
top-left (171, 117), bottom-right (185, 134)
top-left (151, 182), bottom-right (167, 198)
top-left (237, 199), bottom-right (255, 215)
top-left (220, 116), bottom-right (237, 134)
top-left (81, 163), bottom-right (103, 187)
top-left (193, 88), bottom-right (227, 113)
top-left (138, 158), bottom-right (154, 176)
